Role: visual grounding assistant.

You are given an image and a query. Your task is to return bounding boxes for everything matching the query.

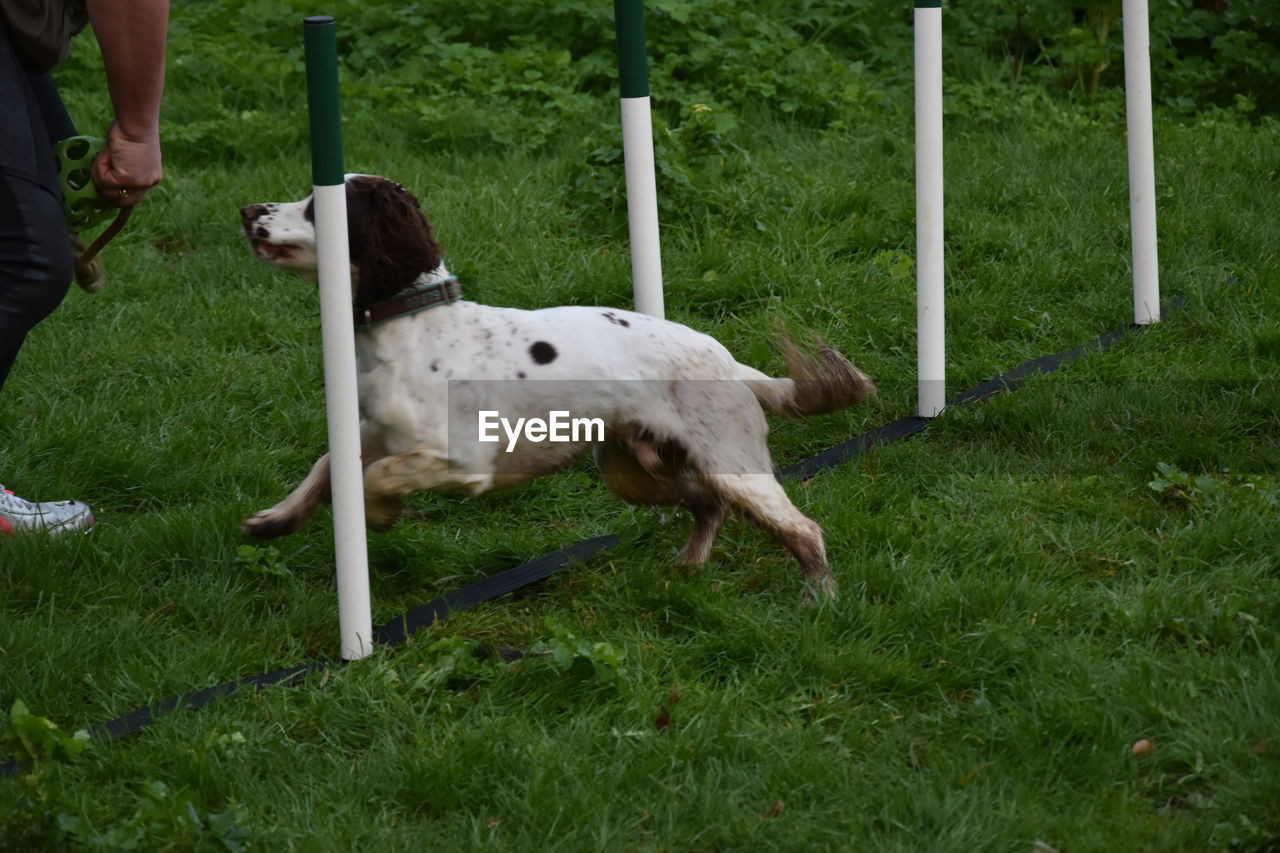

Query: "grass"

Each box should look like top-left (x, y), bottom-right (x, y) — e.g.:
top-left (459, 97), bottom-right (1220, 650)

top-left (3, 39), bottom-right (1280, 852)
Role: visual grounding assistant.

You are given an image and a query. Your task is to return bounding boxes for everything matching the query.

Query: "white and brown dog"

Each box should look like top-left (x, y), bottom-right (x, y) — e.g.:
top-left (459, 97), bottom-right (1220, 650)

top-left (239, 175), bottom-right (873, 600)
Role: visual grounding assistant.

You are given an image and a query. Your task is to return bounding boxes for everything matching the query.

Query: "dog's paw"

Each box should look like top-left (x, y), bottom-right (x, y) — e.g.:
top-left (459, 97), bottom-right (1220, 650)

top-left (240, 509), bottom-right (302, 539)
top-left (364, 497), bottom-right (404, 532)
top-left (802, 574), bottom-right (839, 606)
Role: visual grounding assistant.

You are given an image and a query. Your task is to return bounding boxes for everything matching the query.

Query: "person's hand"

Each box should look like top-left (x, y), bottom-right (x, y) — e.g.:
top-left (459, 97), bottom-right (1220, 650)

top-left (91, 120), bottom-right (162, 208)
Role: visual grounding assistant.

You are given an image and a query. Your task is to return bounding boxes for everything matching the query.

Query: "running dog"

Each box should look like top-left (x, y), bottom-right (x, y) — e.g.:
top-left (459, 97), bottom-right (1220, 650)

top-left (239, 175), bottom-right (874, 600)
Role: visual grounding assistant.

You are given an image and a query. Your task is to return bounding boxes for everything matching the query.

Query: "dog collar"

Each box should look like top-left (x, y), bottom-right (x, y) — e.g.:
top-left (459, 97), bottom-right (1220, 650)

top-left (357, 275), bottom-right (462, 328)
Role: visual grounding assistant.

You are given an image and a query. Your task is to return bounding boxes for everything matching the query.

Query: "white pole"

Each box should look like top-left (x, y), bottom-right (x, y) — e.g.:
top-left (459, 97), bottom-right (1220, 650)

top-left (615, 0), bottom-right (664, 318)
top-left (305, 16), bottom-right (372, 662)
top-left (915, 2), bottom-right (945, 417)
top-left (620, 96), bottom-right (665, 319)
top-left (313, 183), bottom-right (373, 661)
top-left (1122, 0), bottom-right (1161, 325)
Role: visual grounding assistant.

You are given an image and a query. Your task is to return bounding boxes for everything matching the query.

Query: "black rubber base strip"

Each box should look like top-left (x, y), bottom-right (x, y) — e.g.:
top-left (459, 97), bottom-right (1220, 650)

top-left (374, 534), bottom-right (620, 645)
top-left (1, 300), bottom-right (1181, 779)
top-left (779, 416), bottom-right (930, 480)
top-left (90, 662), bottom-right (329, 741)
top-left (781, 296), bottom-right (1183, 480)
top-left (0, 536), bottom-right (620, 779)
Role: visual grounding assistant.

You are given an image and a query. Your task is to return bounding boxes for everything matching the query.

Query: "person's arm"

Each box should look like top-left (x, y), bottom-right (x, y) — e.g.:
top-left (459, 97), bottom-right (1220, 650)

top-left (86, 0), bottom-right (169, 207)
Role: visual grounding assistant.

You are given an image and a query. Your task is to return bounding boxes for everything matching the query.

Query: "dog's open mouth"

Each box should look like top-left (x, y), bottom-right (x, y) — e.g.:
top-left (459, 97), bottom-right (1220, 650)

top-left (251, 239), bottom-right (300, 262)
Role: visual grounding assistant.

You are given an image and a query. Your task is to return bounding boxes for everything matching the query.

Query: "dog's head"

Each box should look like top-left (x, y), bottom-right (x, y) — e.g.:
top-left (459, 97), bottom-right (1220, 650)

top-left (240, 174), bottom-right (444, 311)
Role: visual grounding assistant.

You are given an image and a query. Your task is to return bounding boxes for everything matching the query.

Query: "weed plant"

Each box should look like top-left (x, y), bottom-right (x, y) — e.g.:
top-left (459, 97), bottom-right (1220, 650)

top-left (2, 1), bottom-right (1278, 849)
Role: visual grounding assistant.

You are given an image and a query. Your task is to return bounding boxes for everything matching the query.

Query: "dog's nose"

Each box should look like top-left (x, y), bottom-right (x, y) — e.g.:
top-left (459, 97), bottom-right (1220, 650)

top-left (240, 204), bottom-right (269, 227)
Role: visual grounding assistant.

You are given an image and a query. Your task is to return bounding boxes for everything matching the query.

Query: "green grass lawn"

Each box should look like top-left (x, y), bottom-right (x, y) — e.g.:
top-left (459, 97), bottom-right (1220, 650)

top-left (3, 10), bottom-right (1280, 849)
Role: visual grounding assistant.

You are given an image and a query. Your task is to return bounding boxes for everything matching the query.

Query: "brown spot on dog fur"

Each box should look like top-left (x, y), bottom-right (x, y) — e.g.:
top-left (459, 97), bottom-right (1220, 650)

top-left (529, 341), bottom-right (557, 364)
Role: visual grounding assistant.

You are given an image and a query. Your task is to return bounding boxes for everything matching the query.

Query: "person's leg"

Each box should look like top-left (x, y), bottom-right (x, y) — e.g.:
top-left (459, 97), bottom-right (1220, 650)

top-left (0, 177), bottom-right (71, 390)
top-left (0, 23), bottom-right (92, 534)
top-left (0, 22), bottom-right (74, 393)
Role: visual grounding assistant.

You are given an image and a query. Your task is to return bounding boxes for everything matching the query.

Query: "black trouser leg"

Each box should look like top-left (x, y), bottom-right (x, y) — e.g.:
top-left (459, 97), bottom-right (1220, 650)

top-left (0, 22), bottom-right (74, 394)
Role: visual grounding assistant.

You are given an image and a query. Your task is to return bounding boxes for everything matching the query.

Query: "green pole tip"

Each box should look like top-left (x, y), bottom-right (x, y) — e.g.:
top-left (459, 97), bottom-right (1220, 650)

top-left (614, 0), bottom-right (650, 99)
top-left (304, 15), bottom-right (344, 187)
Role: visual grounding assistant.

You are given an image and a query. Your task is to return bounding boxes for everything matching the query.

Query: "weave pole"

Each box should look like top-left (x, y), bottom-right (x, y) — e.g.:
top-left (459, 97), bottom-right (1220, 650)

top-left (304, 16), bottom-right (373, 661)
top-left (1121, 0), bottom-right (1161, 325)
top-left (915, 0), bottom-right (945, 417)
top-left (613, 0), bottom-right (664, 318)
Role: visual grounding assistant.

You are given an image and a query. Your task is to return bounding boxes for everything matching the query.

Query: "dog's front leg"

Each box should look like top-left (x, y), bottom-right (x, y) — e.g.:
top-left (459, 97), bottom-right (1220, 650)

top-left (362, 451), bottom-right (446, 531)
top-left (241, 449), bottom-right (411, 536)
top-left (361, 449), bottom-right (490, 530)
top-left (242, 424), bottom-right (389, 538)
top-left (241, 453), bottom-right (333, 539)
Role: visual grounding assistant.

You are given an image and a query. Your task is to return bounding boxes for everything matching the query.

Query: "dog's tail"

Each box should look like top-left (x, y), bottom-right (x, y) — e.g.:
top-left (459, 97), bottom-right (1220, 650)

top-left (739, 328), bottom-right (876, 417)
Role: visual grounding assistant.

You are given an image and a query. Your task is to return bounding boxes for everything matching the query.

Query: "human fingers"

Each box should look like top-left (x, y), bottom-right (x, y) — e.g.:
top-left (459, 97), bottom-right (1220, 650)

top-left (91, 124), bottom-right (163, 205)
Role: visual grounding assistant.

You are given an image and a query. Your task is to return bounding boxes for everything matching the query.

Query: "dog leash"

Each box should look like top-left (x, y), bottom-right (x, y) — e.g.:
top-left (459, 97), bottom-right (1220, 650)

top-left (71, 207), bottom-right (132, 293)
top-left (55, 135), bottom-right (135, 293)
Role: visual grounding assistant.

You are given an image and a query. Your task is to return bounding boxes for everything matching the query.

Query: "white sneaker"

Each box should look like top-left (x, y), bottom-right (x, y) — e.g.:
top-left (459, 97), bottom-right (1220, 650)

top-left (0, 485), bottom-right (96, 536)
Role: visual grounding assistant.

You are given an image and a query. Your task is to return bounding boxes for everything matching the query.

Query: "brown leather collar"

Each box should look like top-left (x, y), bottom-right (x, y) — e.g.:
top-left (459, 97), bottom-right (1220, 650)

top-left (356, 276), bottom-right (462, 328)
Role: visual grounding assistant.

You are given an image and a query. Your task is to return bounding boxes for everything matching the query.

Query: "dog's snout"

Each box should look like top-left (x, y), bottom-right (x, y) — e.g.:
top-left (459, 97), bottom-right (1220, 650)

top-left (240, 204), bottom-right (269, 228)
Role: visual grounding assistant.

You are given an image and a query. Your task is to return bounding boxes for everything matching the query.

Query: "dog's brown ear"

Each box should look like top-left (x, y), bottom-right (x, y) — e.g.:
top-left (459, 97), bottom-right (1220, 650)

top-left (346, 177), bottom-right (443, 309)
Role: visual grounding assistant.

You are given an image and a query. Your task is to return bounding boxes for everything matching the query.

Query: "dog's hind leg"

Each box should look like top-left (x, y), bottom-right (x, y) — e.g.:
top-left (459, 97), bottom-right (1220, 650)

top-left (595, 438), bottom-right (727, 566)
top-left (661, 382), bottom-right (835, 598)
top-left (705, 474), bottom-right (836, 602)
top-left (676, 498), bottom-right (728, 566)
